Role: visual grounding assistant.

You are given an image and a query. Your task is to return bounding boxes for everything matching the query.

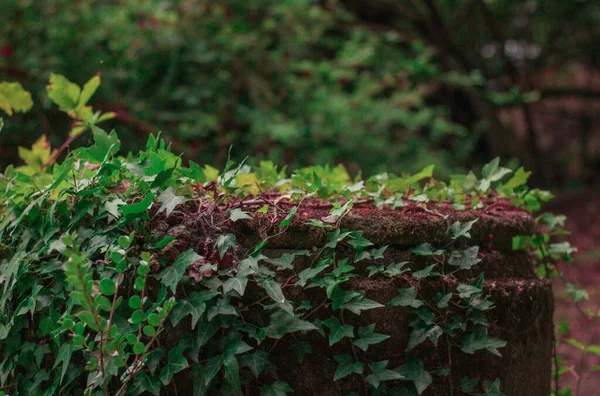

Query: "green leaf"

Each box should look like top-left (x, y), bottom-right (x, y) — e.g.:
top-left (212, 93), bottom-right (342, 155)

top-left (366, 360), bottom-right (404, 389)
top-left (159, 346), bottom-right (189, 385)
top-left (223, 353), bottom-right (241, 392)
top-left (406, 325), bottom-right (442, 351)
top-left (53, 343), bottom-right (81, 384)
top-left (448, 246), bottom-right (481, 270)
top-left (261, 380), bottom-right (292, 396)
top-left (296, 260), bottom-right (331, 287)
top-left (170, 291), bottom-right (217, 329)
top-left (216, 234), bottom-right (237, 259)
top-left (322, 317), bottom-right (354, 345)
top-left (481, 158), bottom-right (512, 183)
top-left (0, 82), bottom-right (33, 115)
top-left (394, 356), bottom-right (432, 395)
top-left (353, 324), bottom-right (390, 352)
top-left (333, 354), bottom-right (364, 381)
top-left (223, 274), bottom-right (248, 296)
top-left (241, 351), bottom-right (269, 378)
top-left (47, 73), bottom-right (81, 110)
top-left (390, 287), bottom-right (424, 308)
top-left (483, 378), bottom-right (505, 396)
top-left (341, 297), bottom-right (384, 315)
top-left (230, 208), bottom-right (252, 222)
top-left (503, 167), bottom-right (531, 189)
top-left (460, 376), bottom-right (478, 393)
top-left (157, 249), bottom-right (202, 293)
top-left (410, 243), bottom-right (443, 256)
top-left (450, 219), bottom-right (478, 239)
top-left (566, 283), bottom-right (589, 303)
top-left (78, 75), bottom-right (100, 107)
top-left (131, 372), bottom-right (162, 396)
top-left (157, 187), bottom-right (185, 216)
top-left (412, 264), bottom-right (438, 280)
top-left (120, 193), bottom-right (155, 219)
top-left (266, 310), bottom-right (317, 339)
top-left (202, 354), bottom-right (223, 387)
top-left (262, 279), bottom-right (286, 304)
top-left (279, 207), bottom-right (297, 228)
top-left (99, 278), bottom-right (116, 295)
top-left (81, 127), bottom-right (121, 162)
top-left (461, 327), bottom-right (506, 357)
top-left (133, 342), bottom-right (145, 355)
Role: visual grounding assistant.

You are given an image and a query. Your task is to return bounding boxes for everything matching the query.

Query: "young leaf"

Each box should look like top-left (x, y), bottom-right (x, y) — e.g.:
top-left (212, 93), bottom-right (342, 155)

top-left (461, 327), bottom-right (507, 357)
top-left (265, 310), bottom-right (317, 339)
top-left (394, 356), bottom-right (432, 395)
top-left (450, 219), bottom-right (478, 239)
top-left (412, 264), bottom-right (438, 280)
top-left (262, 279), bottom-right (286, 304)
top-left (483, 378), bottom-right (505, 396)
top-left (216, 234), bottom-right (237, 259)
top-left (261, 380), bottom-right (292, 396)
top-left (279, 207), bottom-right (297, 228)
top-left (241, 351), bottom-right (269, 378)
top-left (410, 243), bottom-right (443, 256)
top-left (229, 208), bottom-right (252, 222)
top-left (448, 246), bottom-right (481, 270)
top-left (321, 317), bottom-right (354, 345)
top-left (366, 360), bottom-right (404, 389)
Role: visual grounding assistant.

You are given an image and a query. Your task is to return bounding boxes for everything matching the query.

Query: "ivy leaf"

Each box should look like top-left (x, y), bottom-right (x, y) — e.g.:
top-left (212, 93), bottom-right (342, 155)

top-left (202, 354), bottom-right (223, 387)
top-left (483, 378), bottom-right (505, 396)
top-left (81, 127), bottom-right (121, 162)
top-left (17, 135), bottom-right (51, 170)
top-left (240, 351), bottom-right (269, 378)
top-left (333, 354), bottom-right (364, 381)
top-left (412, 264), bottom-right (438, 280)
top-left (223, 274), bottom-right (248, 296)
top-left (342, 297), bottom-right (384, 315)
top-left (321, 317), bottom-right (354, 345)
top-left (188, 321), bottom-right (219, 361)
top-left (296, 259), bottom-right (330, 287)
top-left (481, 158), bottom-right (512, 184)
top-left (461, 327), bottom-right (506, 357)
top-left (448, 246), bottom-right (481, 270)
top-left (265, 251), bottom-right (309, 270)
top-left (216, 234), bottom-right (237, 259)
top-left (229, 208), bottom-right (252, 222)
top-left (394, 356), bottom-right (432, 395)
top-left (78, 74), bottom-right (101, 107)
top-left (262, 279), bottom-right (286, 304)
top-left (410, 243), bottom-right (443, 256)
top-left (390, 287), bottom-right (424, 308)
top-left (406, 325), bottom-right (443, 351)
top-left (223, 353), bottom-right (241, 392)
top-left (170, 291), bottom-right (218, 329)
top-left (366, 360), bottom-right (404, 389)
top-left (0, 81), bottom-right (33, 115)
top-left (157, 187), bottom-right (185, 216)
top-left (120, 193), bottom-right (155, 219)
top-left (450, 219), bottom-right (478, 239)
top-left (566, 283), bottom-right (589, 303)
top-left (353, 324), bottom-right (390, 352)
top-left (53, 343), bottom-right (82, 384)
top-left (159, 346), bottom-right (189, 385)
top-left (460, 376), bottom-right (479, 393)
top-left (131, 372), bottom-right (161, 396)
top-left (261, 380), bottom-right (292, 396)
top-left (157, 249), bottom-right (202, 293)
top-left (265, 310), bottom-right (317, 339)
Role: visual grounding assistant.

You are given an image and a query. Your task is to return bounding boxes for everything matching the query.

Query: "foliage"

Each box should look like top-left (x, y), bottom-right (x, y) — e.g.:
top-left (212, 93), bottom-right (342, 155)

top-left (0, 75), bottom-right (593, 395)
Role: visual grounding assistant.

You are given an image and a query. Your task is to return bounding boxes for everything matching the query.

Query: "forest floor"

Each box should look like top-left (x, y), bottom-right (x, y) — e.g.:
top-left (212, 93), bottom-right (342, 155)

top-left (550, 191), bottom-right (600, 394)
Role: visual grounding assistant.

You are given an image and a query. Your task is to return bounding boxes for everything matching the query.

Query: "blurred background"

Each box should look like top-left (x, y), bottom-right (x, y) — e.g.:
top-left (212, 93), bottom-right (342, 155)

top-left (0, 0), bottom-right (598, 391)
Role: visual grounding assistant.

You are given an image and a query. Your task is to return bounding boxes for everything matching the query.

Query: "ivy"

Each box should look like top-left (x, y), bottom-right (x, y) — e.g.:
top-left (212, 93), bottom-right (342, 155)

top-left (0, 74), bottom-right (583, 396)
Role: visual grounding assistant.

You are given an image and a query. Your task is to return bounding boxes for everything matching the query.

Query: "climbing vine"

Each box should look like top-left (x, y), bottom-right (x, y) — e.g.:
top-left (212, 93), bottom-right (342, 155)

top-left (0, 75), bottom-right (595, 396)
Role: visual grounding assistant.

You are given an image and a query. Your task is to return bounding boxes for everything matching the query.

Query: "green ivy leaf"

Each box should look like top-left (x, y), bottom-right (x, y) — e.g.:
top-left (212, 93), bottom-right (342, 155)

top-left (240, 351), bottom-right (269, 378)
top-left (394, 356), bottom-right (432, 395)
top-left (503, 167), bottom-right (531, 189)
top-left (216, 234), bottom-right (237, 259)
top-left (410, 243), bottom-right (443, 256)
top-left (460, 376), bottom-right (479, 393)
top-left (279, 207), bottom-right (297, 228)
top-left (262, 279), bottom-right (286, 304)
top-left (157, 187), bottom-right (185, 216)
top-left (322, 317), bottom-right (354, 345)
top-left (390, 287), bottom-right (424, 308)
top-left (366, 360), bottom-right (404, 389)
top-left (53, 343), bottom-right (82, 384)
top-left (157, 249), bottom-right (202, 293)
top-left (448, 246), bottom-right (481, 270)
top-left (120, 193), bottom-right (155, 219)
top-left (223, 353), bottom-right (241, 392)
top-left (159, 346), bottom-right (189, 385)
top-left (353, 324), bottom-right (390, 352)
top-left (412, 264), bottom-right (438, 280)
top-left (461, 327), bottom-right (506, 357)
top-left (406, 325), bottom-right (442, 351)
top-left (261, 380), bottom-right (292, 396)
top-left (229, 208), bottom-right (252, 222)
top-left (131, 372), bottom-right (162, 396)
top-left (450, 219), bottom-right (478, 239)
top-left (483, 378), bottom-right (505, 396)
top-left (265, 310), bottom-right (317, 339)
top-left (333, 354), bottom-right (363, 381)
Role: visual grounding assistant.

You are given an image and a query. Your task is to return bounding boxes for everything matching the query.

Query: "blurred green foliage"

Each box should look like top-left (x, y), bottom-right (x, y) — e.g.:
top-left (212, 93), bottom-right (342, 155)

top-left (0, 0), bottom-right (472, 176)
top-left (1, 0), bottom-right (599, 183)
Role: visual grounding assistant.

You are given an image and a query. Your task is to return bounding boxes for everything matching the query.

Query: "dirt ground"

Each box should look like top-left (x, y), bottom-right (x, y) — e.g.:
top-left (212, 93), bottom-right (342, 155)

top-left (550, 192), bottom-right (600, 394)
